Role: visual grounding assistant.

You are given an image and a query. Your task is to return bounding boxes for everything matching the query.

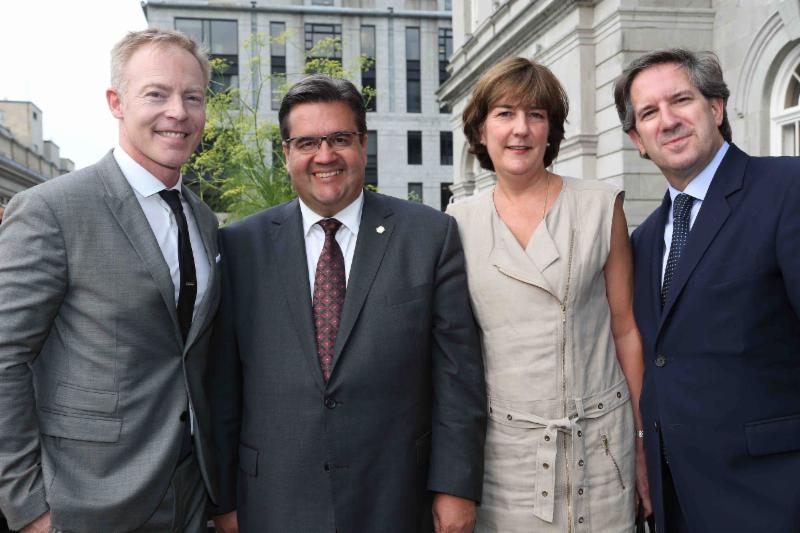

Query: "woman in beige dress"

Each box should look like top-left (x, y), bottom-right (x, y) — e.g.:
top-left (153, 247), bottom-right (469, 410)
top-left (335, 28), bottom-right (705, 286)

top-left (447, 57), bottom-right (651, 532)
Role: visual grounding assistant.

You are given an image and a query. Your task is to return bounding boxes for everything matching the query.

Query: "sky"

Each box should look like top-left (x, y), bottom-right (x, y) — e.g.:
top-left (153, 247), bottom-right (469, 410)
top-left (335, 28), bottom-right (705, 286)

top-left (0, 0), bottom-right (147, 168)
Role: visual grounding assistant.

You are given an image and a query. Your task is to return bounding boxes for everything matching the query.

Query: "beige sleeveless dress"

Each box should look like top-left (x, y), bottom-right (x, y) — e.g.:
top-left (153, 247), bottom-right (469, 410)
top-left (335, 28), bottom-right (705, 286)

top-left (447, 177), bottom-right (635, 532)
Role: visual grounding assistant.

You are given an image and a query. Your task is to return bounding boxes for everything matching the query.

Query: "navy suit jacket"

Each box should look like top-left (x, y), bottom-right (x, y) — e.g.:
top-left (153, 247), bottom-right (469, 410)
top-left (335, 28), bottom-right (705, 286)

top-left (631, 144), bottom-right (800, 532)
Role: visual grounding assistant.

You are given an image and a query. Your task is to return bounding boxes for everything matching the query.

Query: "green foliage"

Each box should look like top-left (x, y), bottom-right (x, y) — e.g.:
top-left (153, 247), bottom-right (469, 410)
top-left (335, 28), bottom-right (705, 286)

top-left (183, 32), bottom-right (375, 221)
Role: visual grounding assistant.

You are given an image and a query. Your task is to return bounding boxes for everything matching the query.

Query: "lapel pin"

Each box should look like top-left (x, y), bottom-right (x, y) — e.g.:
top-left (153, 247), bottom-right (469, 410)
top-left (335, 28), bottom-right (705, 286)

top-left (376, 225), bottom-right (385, 234)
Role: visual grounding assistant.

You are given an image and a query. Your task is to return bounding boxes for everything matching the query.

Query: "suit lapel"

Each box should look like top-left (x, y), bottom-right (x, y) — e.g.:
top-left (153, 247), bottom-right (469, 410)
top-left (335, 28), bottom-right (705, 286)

top-left (182, 187), bottom-right (218, 352)
top-left (97, 152), bottom-right (182, 343)
top-left (331, 190), bottom-right (393, 374)
top-left (271, 200), bottom-right (324, 391)
top-left (658, 145), bottom-right (746, 331)
top-left (649, 192), bottom-right (670, 323)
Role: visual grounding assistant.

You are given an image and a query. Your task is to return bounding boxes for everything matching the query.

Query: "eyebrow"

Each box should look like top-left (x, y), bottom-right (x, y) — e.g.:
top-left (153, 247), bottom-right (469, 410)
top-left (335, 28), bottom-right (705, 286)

top-left (139, 83), bottom-right (204, 94)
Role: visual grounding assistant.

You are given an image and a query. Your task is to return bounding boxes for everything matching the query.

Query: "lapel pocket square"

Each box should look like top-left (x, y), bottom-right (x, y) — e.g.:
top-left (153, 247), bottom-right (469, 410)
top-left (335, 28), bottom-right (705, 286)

top-left (215, 253), bottom-right (222, 264)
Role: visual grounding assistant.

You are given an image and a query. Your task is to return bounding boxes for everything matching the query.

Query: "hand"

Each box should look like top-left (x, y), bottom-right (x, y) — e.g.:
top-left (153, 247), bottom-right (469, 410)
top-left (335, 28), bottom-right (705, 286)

top-left (635, 439), bottom-right (652, 517)
top-left (213, 510), bottom-right (239, 533)
top-left (432, 493), bottom-right (476, 533)
top-left (21, 511), bottom-right (51, 533)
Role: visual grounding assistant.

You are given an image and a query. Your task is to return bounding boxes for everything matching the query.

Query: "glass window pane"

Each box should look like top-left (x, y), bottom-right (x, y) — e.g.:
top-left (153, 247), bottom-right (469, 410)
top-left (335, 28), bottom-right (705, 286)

top-left (361, 26), bottom-right (375, 58)
top-left (408, 182), bottom-right (423, 203)
top-left (210, 20), bottom-right (237, 55)
top-left (408, 131), bottom-right (422, 165)
top-left (175, 19), bottom-right (203, 46)
top-left (440, 131), bottom-right (452, 166)
top-left (406, 28), bottom-right (420, 61)
top-left (270, 22), bottom-right (286, 56)
top-left (782, 123), bottom-right (797, 155)
top-left (365, 130), bottom-right (378, 186)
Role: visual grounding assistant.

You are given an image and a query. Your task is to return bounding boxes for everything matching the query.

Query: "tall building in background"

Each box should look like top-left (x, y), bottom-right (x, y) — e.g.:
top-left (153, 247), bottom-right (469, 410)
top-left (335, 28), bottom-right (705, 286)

top-left (440, 0), bottom-right (800, 226)
top-left (0, 101), bottom-right (74, 209)
top-left (142, 0), bottom-right (456, 211)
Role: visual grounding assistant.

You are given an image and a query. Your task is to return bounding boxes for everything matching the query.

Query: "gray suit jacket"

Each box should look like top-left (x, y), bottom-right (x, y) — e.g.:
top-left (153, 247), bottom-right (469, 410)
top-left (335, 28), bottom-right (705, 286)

top-left (210, 191), bottom-right (487, 532)
top-left (0, 152), bottom-right (220, 532)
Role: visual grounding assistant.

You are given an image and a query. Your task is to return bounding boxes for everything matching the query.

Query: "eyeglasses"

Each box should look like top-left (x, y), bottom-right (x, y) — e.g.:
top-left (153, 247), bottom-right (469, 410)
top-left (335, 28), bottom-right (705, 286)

top-left (284, 131), bottom-right (364, 154)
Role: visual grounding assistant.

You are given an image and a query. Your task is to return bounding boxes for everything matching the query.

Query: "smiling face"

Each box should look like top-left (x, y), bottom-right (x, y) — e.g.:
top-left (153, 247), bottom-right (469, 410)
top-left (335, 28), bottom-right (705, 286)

top-left (480, 102), bottom-right (550, 182)
top-left (107, 43), bottom-right (206, 187)
top-left (283, 101), bottom-right (367, 217)
top-left (627, 62), bottom-right (725, 189)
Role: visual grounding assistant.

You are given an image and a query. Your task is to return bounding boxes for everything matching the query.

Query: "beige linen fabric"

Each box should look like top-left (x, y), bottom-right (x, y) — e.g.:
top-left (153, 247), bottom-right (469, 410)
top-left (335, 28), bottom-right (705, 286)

top-left (448, 177), bottom-right (635, 532)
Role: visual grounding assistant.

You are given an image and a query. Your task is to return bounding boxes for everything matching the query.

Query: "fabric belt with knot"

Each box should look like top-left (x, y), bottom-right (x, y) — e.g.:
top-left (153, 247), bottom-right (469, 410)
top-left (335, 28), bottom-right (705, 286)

top-left (487, 379), bottom-right (631, 526)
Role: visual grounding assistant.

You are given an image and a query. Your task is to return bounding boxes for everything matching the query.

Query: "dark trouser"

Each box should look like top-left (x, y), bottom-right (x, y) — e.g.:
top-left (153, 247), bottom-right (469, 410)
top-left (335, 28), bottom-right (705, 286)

top-left (51, 453), bottom-right (208, 533)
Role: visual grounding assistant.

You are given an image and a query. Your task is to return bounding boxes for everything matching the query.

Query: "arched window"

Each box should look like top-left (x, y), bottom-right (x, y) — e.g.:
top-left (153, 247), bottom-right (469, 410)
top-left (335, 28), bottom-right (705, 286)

top-left (770, 45), bottom-right (800, 155)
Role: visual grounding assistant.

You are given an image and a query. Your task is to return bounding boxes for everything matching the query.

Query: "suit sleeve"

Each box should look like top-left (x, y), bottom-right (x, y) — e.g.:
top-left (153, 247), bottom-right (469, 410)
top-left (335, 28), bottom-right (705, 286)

top-left (427, 215), bottom-right (487, 501)
top-left (776, 173), bottom-right (800, 317)
top-left (208, 231), bottom-right (243, 515)
top-left (0, 192), bottom-right (66, 528)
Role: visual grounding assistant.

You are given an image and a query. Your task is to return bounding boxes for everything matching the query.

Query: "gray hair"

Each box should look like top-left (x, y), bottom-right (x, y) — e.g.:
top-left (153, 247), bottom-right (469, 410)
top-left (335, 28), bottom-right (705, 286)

top-left (110, 28), bottom-right (210, 93)
top-left (613, 48), bottom-right (732, 143)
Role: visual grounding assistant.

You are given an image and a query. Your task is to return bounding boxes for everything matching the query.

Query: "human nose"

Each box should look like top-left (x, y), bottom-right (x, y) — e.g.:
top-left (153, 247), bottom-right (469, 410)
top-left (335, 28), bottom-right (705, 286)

top-left (659, 104), bottom-right (681, 131)
top-left (313, 138), bottom-right (337, 163)
top-left (165, 95), bottom-right (188, 121)
top-left (511, 111), bottom-right (529, 135)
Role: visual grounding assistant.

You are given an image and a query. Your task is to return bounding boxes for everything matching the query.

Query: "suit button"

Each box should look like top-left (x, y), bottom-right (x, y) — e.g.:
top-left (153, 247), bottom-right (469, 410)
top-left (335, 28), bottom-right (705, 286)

top-left (323, 463), bottom-right (331, 472)
top-left (653, 422), bottom-right (660, 432)
top-left (655, 355), bottom-right (666, 367)
top-left (180, 411), bottom-right (188, 422)
top-left (324, 397), bottom-right (337, 409)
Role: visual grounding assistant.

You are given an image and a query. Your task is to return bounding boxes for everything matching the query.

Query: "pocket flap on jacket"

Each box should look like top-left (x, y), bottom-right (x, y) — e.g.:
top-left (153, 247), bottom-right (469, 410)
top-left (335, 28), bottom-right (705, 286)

top-left (55, 382), bottom-right (118, 414)
top-left (745, 414), bottom-right (800, 456)
top-left (38, 408), bottom-right (122, 443)
top-left (239, 443), bottom-right (259, 476)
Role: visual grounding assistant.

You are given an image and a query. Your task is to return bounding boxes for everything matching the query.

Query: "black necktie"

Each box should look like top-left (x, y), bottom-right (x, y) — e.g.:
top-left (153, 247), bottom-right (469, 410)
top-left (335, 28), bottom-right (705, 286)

top-left (661, 193), bottom-right (694, 306)
top-left (159, 190), bottom-right (197, 341)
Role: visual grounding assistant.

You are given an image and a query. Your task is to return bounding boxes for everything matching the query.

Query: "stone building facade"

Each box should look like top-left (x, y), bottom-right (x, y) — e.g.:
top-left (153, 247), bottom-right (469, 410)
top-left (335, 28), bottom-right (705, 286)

top-left (439, 0), bottom-right (800, 226)
top-left (142, 0), bottom-right (458, 210)
top-left (0, 101), bottom-right (74, 210)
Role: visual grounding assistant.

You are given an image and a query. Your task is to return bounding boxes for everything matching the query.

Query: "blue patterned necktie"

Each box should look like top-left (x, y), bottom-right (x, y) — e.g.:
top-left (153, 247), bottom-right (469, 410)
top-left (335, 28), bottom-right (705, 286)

top-left (661, 193), bottom-right (694, 306)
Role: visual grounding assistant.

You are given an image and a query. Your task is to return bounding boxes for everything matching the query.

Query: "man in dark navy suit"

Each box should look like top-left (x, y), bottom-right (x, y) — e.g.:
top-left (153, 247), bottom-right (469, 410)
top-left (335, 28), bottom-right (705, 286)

top-left (613, 49), bottom-right (800, 532)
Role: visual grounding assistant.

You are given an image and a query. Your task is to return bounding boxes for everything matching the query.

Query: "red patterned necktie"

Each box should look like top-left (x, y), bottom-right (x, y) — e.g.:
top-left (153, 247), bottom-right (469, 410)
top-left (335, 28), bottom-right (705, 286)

top-left (313, 218), bottom-right (345, 382)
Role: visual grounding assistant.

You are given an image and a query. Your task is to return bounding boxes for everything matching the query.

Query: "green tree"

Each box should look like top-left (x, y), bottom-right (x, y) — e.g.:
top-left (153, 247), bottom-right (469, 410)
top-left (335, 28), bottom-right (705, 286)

top-left (184, 33), bottom-right (375, 221)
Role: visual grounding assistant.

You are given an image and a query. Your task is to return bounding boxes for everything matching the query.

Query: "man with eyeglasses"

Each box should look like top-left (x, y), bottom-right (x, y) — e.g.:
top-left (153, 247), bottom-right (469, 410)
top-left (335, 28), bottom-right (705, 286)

top-left (210, 75), bottom-right (487, 533)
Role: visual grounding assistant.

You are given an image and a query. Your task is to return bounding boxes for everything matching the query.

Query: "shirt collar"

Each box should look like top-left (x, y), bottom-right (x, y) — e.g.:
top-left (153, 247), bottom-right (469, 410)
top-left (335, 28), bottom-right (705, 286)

top-left (299, 190), bottom-right (364, 237)
top-left (113, 145), bottom-right (183, 197)
top-left (667, 142), bottom-right (729, 203)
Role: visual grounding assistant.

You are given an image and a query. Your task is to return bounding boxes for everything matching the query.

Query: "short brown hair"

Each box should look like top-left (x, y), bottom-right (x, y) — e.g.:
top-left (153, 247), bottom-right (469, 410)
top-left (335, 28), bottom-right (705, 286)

top-left (111, 28), bottom-right (210, 93)
top-left (463, 57), bottom-right (569, 170)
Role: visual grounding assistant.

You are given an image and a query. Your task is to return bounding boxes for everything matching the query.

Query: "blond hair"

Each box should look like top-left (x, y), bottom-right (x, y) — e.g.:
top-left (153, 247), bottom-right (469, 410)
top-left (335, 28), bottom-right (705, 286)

top-left (110, 28), bottom-right (210, 93)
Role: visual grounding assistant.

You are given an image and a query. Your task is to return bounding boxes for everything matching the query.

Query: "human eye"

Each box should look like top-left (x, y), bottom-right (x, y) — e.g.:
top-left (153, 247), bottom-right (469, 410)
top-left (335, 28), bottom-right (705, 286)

top-left (144, 90), bottom-right (166, 101)
top-left (294, 137), bottom-right (319, 151)
top-left (186, 93), bottom-right (204, 104)
top-left (330, 132), bottom-right (353, 147)
top-left (529, 110), bottom-right (546, 119)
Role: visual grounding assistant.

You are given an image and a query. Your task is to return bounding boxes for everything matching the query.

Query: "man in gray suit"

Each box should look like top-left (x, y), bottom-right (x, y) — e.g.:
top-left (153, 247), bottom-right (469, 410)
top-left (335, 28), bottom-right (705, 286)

top-left (210, 76), bottom-right (487, 533)
top-left (0, 28), bottom-right (219, 532)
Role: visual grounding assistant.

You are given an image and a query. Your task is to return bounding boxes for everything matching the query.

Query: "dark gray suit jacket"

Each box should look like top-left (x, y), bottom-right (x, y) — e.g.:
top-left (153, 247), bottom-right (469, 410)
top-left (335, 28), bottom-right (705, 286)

top-left (211, 190), bottom-right (486, 532)
top-left (0, 152), bottom-right (220, 532)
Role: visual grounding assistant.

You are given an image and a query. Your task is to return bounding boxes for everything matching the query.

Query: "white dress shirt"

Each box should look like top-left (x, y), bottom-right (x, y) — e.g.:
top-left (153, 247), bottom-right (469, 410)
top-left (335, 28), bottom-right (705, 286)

top-left (299, 191), bottom-right (364, 298)
top-left (113, 146), bottom-right (210, 315)
top-left (661, 142), bottom-right (729, 282)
